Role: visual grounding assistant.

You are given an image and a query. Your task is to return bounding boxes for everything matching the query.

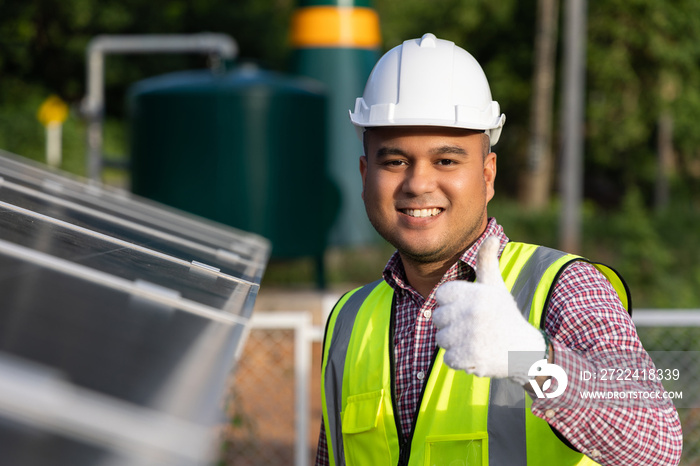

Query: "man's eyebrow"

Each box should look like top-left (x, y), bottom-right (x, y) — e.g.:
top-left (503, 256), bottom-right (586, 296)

top-left (431, 145), bottom-right (467, 156)
top-left (374, 145), bottom-right (468, 158)
top-left (375, 146), bottom-right (408, 158)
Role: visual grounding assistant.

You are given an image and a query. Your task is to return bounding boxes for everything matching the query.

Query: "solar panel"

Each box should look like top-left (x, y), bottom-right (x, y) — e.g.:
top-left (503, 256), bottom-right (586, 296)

top-left (0, 149), bottom-right (270, 465)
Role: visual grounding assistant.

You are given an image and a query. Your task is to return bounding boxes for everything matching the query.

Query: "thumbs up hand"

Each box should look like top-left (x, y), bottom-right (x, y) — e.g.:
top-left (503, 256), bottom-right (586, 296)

top-left (433, 237), bottom-right (545, 385)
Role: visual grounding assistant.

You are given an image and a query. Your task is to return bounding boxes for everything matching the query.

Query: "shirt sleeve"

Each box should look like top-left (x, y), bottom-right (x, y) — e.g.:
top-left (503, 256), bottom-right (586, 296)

top-left (315, 418), bottom-right (330, 466)
top-left (530, 261), bottom-right (683, 465)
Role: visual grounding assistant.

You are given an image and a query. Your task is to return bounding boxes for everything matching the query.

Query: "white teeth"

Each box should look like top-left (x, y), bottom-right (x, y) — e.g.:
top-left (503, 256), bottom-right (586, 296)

top-left (405, 208), bottom-right (441, 218)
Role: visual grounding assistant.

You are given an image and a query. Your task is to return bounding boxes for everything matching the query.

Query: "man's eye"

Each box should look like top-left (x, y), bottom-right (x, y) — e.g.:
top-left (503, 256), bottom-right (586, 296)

top-left (437, 159), bottom-right (456, 166)
top-left (385, 160), bottom-right (406, 166)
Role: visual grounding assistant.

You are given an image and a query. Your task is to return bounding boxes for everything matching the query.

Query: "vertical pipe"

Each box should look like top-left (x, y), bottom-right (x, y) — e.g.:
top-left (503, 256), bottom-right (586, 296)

top-left (82, 34), bottom-right (238, 182)
top-left (85, 48), bottom-right (105, 182)
top-left (290, 0), bottom-right (381, 247)
top-left (559, 0), bottom-right (587, 253)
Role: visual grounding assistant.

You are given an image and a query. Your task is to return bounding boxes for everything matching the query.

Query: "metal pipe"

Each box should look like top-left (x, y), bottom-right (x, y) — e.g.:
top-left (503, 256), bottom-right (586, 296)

top-left (81, 33), bottom-right (239, 182)
top-left (559, 0), bottom-right (587, 253)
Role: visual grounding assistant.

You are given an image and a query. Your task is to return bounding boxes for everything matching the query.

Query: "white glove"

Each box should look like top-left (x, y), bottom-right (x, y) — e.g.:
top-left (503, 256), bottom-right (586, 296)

top-left (433, 236), bottom-right (545, 385)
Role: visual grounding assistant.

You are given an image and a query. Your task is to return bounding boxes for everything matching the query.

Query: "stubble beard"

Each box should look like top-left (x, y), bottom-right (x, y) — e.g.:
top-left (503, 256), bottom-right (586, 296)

top-left (366, 208), bottom-right (487, 266)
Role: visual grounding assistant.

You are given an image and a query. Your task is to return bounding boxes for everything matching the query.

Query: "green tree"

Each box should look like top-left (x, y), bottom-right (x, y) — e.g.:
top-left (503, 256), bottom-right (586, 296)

top-left (2, 0), bottom-right (700, 209)
top-left (0, 0), bottom-right (297, 166)
top-left (586, 0), bottom-right (700, 206)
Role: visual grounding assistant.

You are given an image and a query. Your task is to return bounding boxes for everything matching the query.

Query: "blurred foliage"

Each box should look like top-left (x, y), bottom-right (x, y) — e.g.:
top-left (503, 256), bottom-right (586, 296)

top-left (0, 0), bottom-right (296, 101)
top-left (3, 0), bottom-right (700, 201)
top-left (1, 0), bottom-right (700, 309)
top-left (586, 0), bottom-right (700, 205)
top-left (266, 195), bottom-right (700, 308)
top-left (492, 193), bottom-right (700, 308)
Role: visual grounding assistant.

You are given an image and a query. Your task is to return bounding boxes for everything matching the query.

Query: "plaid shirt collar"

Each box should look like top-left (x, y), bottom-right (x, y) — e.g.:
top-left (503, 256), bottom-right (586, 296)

top-left (382, 217), bottom-right (509, 297)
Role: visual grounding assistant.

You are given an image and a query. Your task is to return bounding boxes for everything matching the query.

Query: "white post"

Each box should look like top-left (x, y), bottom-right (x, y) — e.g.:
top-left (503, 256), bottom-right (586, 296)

top-left (46, 122), bottom-right (63, 168)
top-left (294, 312), bottom-right (312, 466)
top-left (37, 95), bottom-right (69, 168)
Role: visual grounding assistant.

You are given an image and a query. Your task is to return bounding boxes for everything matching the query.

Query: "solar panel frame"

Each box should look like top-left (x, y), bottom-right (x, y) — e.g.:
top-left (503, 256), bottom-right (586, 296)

top-left (0, 150), bottom-right (270, 465)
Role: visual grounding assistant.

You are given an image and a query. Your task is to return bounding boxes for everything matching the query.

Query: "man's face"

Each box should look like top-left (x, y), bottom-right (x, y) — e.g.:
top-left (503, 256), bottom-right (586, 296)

top-left (360, 126), bottom-right (496, 265)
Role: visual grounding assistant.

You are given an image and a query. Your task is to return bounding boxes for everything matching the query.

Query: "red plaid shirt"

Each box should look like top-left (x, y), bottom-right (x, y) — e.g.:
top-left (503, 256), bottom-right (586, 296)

top-left (315, 218), bottom-right (682, 465)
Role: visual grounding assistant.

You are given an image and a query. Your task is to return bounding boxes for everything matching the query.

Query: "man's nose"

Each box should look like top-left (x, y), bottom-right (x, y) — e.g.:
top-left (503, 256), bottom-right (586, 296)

top-left (402, 161), bottom-right (437, 196)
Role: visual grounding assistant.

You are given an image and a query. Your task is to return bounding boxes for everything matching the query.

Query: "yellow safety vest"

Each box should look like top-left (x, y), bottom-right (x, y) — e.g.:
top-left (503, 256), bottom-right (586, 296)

top-left (321, 242), bottom-right (630, 466)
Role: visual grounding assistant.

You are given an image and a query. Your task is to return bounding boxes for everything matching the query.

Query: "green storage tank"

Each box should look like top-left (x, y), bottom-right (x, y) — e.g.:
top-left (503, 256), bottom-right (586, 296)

top-left (128, 65), bottom-right (337, 260)
top-left (290, 0), bottom-right (381, 247)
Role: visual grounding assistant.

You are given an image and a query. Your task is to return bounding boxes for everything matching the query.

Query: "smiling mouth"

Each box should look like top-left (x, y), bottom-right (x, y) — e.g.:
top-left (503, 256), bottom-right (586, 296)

top-left (401, 208), bottom-right (443, 218)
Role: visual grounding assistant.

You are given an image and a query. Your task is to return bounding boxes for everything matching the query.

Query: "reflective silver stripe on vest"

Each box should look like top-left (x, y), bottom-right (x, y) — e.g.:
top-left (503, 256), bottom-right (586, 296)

top-left (324, 279), bottom-right (382, 466)
top-left (510, 246), bottom-right (569, 321)
top-left (487, 245), bottom-right (568, 466)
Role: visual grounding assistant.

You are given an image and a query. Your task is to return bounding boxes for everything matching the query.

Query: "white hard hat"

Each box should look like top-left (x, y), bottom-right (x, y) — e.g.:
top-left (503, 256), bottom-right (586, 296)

top-left (350, 33), bottom-right (506, 145)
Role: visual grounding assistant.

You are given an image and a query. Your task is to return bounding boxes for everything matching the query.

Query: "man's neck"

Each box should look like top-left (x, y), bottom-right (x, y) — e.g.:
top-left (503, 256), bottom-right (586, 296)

top-left (400, 254), bottom-right (460, 299)
top-left (396, 221), bottom-right (492, 299)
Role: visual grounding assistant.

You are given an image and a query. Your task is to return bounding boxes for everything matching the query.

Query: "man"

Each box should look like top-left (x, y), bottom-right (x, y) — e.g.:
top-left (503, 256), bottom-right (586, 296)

top-left (316, 33), bottom-right (682, 465)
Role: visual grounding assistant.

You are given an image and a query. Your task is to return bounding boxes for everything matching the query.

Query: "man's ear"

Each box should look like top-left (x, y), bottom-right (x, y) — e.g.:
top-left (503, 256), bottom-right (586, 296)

top-left (484, 151), bottom-right (497, 202)
top-left (359, 155), bottom-right (368, 201)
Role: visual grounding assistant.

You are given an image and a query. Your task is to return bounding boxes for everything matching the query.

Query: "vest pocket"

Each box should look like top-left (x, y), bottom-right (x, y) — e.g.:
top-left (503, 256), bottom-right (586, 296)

top-left (424, 433), bottom-right (488, 466)
top-left (341, 389), bottom-right (392, 465)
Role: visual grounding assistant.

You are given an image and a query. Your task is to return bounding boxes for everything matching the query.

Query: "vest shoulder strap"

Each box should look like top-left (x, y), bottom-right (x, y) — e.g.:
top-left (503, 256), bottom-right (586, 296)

top-left (322, 279), bottom-right (384, 465)
top-left (502, 242), bottom-right (572, 323)
top-left (504, 242), bottom-right (632, 328)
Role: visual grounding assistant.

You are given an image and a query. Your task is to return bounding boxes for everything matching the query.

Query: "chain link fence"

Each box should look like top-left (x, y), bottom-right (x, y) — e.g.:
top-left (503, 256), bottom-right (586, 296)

top-left (222, 310), bottom-right (700, 466)
top-left (223, 327), bottom-right (296, 465)
top-left (635, 311), bottom-right (700, 466)
top-left (221, 312), bottom-right (320, 466)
